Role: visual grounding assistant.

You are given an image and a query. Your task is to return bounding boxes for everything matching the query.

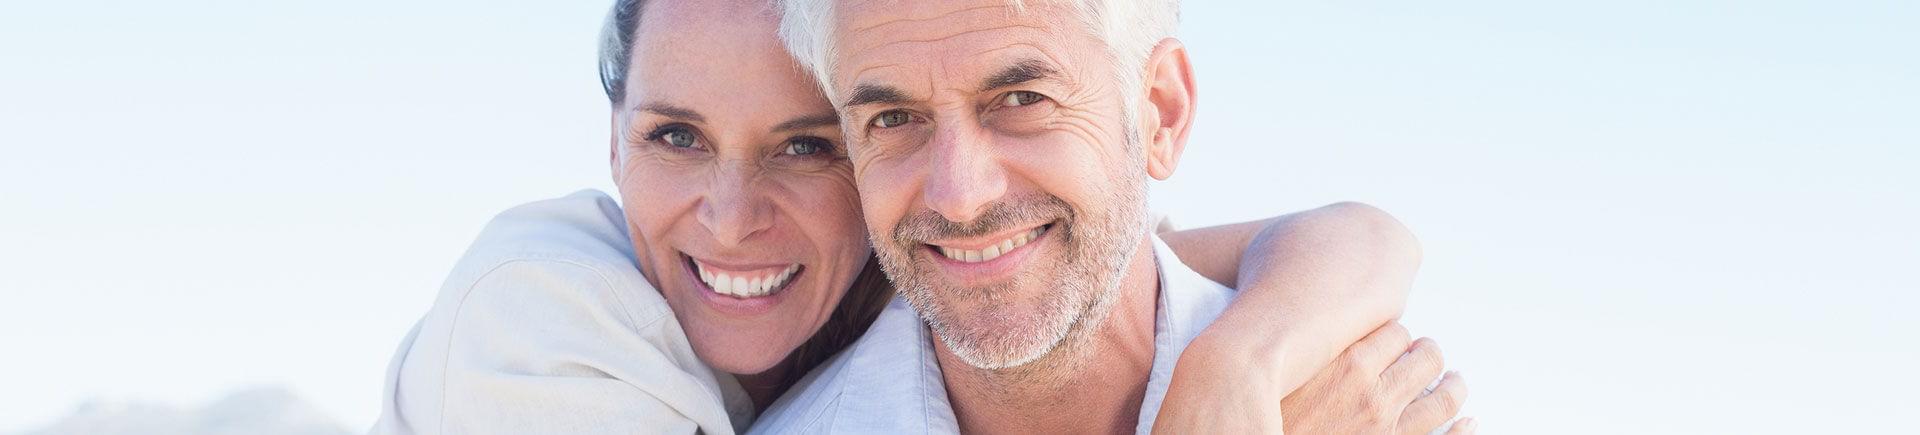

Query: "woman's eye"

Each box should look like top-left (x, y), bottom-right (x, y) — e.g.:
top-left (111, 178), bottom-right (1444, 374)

top-left (783, 137), bottom-right (832, 156)
top-left (645, 125), bottom-right (699, 148)
top-left (663, 130), bottom-right (695, 148)
top-left (871, 111), bottom-right (911, 129)
top-left (1004, 91), bottom-right (1046, 107)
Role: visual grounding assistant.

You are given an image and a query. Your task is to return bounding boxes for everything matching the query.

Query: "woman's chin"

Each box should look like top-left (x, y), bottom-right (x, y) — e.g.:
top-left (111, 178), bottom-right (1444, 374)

top-left (694, 343), bottom-right (792, 376)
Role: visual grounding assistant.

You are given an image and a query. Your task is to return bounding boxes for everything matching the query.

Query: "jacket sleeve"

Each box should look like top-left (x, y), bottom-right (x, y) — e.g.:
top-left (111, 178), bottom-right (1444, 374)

top-left (385, 259), bottom-right (737, 435)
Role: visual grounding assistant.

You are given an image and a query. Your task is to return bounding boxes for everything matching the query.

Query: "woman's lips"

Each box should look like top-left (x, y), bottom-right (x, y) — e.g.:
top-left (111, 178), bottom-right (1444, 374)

top-left (685, 255), bottom-right (802, 299)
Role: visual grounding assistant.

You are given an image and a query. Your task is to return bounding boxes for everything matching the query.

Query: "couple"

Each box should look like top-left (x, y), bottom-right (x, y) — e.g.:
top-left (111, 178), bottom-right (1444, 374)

top-left (376, 0), bottom-right (1471, 433)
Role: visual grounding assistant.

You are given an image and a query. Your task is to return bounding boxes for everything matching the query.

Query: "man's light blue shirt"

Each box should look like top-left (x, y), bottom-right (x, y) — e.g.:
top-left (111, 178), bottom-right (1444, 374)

top-left (749, 235), bottom-right (1237, 434)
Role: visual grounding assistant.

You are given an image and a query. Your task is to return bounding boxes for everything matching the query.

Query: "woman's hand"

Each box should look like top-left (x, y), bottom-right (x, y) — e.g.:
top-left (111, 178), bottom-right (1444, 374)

top-left (1281, 322), bottom-right (1474, 435)
top-left (1144, 203), bottom-right (1436, 431)
top-left (1156, 202), bottom-right (1433, 433)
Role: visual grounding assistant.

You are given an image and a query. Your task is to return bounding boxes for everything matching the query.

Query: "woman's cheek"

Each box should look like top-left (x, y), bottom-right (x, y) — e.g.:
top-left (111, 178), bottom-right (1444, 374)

top-left (619, 160), bottom-right (708, 236)
top-left (776, 169), bottom-right (867, 248)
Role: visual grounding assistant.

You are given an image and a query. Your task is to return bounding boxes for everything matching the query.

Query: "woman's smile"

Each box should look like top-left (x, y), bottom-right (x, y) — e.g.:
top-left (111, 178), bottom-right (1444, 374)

top-left (685, 253), bottom-right (804, 298)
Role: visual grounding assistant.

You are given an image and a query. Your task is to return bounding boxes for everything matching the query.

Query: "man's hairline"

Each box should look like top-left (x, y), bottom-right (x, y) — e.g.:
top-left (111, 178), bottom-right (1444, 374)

top-left (782, 0), bottom-right (1171, 130)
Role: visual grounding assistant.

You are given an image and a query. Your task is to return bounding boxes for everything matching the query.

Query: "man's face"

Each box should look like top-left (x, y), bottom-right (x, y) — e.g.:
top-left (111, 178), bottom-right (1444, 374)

top-left (827, 0), bottom-right (1152, 369)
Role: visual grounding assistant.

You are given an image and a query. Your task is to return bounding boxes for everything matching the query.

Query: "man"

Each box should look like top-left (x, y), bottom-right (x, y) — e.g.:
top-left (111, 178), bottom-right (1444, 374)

top-left (752, 0), bottom-right (1470, 433)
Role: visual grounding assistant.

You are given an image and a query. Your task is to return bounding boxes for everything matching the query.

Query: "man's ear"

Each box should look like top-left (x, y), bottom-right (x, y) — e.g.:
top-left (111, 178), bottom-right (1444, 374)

top-left (1139, 37), bottom-right (1197, 181)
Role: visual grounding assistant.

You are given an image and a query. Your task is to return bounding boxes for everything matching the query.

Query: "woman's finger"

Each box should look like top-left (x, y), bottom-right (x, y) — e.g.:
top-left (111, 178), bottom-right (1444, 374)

top-left (1346, 321), bottom-right (1412, 375)
top-left (1397, 371), bottom-right (1468, 435)
top-left (1443, 417), bottom-right (1478, 435)
top-left (1379, 337), bottom-right (1445, 403)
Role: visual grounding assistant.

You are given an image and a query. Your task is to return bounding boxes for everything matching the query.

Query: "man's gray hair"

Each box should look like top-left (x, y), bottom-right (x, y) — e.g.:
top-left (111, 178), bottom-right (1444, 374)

top-left (598, 0), bottom-right (648, 106)
top-left (776, 0), bottom-right (1180, 118)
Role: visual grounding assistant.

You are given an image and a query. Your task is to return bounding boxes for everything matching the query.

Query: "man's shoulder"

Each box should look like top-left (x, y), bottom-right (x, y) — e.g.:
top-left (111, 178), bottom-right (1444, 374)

top-left (1133, 234), bottom-right (1241, 434)
top-left (1150, 233), bottom-right (1237, 314)
top-left (751, 298), bottom-right (957, 434)
top-left (746, 341), bottom-right (850, 434)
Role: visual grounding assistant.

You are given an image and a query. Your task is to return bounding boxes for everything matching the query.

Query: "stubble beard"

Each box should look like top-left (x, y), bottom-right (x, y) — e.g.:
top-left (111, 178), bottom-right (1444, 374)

top-left (876, 171), bottom-right (1149, 374)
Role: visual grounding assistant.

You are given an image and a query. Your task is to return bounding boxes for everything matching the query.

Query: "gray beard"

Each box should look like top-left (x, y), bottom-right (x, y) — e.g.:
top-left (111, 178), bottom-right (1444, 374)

top-left (875, 174), bottom-right (1150, 372)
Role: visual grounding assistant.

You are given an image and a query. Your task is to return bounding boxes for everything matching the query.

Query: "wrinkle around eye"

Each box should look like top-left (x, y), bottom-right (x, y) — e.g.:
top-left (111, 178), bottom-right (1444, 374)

top-left (1037, 104), bottom-right (1122, 150)
top-left (622, 138), bottom-right (710, 170)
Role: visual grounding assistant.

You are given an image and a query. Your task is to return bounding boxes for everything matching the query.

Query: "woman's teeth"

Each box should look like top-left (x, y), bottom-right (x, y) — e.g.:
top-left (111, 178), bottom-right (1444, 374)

top-left (936, 226), bottom-right (1045, 263)
top-left (696, 262), bottom-right (799, 298)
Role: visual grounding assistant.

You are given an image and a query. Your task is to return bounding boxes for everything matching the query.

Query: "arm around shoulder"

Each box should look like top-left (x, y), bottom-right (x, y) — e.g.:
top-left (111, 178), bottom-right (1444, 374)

top-left (1156, 202), bottom-right (1423, 433)
top-left (383, 258), bottom-right (741, 435)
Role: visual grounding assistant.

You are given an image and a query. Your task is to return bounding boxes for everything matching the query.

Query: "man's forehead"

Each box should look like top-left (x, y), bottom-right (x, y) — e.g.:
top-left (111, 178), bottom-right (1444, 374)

top-left (837, 0), bottom-right (1077, 51)
top-left (830, 0), bottom-right (1087, 97)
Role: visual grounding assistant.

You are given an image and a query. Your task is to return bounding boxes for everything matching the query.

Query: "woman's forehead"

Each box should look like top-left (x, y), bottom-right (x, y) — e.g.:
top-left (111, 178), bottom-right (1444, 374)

top-left (625, 2), bottom-right (833, 126)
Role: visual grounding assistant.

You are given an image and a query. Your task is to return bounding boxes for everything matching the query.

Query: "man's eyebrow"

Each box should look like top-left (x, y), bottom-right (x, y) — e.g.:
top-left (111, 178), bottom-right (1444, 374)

top-left (843, 84), bottom-right (912, 109)
top-left (774, 113), bottom-right (840, 132)
top-left (637, 103), bottom-right (705, 122)
top-left (979, 59), bottom-right (1059, 92)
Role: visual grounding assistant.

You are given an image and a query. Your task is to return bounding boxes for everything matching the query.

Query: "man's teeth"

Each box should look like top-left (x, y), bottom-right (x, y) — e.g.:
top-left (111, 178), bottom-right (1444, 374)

top-left (697, 262), bottom-right (799, 298)
top-left (936, 227), bottom-right (1044, 263)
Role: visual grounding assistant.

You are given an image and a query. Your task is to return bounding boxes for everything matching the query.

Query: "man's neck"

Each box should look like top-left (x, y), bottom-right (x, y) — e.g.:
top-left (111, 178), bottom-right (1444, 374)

top-left (938, 236), bottom-right (1162, 434)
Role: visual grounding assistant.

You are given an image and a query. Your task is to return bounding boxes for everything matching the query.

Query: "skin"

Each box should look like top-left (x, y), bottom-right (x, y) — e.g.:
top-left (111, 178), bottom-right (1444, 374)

top-left (1158, 203), bottom-right (1473, 433)
top-left (819, 0), bottom-right (1474, 432)
top-left (608, 0), bottom-right (868, 408)
top-left (599, 0), bottom-right (1469, 430)
top-left (824, 1), bottom-right (1198, 431)
top-left (1278, 322), bottom-right (1475, 435)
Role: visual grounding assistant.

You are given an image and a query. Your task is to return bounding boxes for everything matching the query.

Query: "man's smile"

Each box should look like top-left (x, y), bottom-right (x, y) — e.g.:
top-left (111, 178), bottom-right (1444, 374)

top-left (920, 222), bottom-right (1055, 284)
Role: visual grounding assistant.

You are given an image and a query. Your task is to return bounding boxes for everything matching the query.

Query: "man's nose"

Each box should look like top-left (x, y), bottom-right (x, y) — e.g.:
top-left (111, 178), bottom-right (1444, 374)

top-left (697, 161), bottom-right (774, 247)
top-left (922, 125), bottom-right (1007, 224)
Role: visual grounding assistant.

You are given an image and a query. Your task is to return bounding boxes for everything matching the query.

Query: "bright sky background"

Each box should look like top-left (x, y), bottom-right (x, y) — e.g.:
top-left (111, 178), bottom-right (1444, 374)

top-left (3, 0), bottom-right (1914, 433)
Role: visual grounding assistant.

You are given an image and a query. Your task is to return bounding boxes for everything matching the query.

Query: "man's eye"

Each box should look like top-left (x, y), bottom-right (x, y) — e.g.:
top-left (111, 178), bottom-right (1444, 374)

top-left (871, 111), bottom-right (911, 129)
top-left (645, 125), bottom-right (699, 148)
top-left (783, 137), bottom-right (832, 156)
top-left (1003, 91), bottom-right (1046, 107)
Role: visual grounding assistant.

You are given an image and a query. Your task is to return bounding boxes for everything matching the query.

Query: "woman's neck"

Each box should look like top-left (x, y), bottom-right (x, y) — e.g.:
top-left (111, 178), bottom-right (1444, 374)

top-left (735, 364), bottom-right (792, 412)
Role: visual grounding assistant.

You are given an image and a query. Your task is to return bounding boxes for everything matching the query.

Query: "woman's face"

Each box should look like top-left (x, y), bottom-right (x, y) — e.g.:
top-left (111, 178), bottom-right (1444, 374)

top-left (611, 0), bottom-right (868, 375)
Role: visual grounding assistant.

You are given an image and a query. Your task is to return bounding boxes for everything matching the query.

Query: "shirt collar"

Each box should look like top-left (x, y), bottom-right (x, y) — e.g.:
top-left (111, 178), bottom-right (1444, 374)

top-left (834, 234), bottom-right (1232, 434)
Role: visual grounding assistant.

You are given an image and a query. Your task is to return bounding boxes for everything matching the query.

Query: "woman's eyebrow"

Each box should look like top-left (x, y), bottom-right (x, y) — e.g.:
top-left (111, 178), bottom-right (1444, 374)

top-left (774, 113), bottom-right (841, 132)
top-left (638, 102), bottom-right (705, 122)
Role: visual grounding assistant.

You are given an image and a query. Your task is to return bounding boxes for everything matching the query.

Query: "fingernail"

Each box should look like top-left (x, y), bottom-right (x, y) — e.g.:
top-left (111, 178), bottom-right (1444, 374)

top-left (1461, 417), bottom-right (1479, 430)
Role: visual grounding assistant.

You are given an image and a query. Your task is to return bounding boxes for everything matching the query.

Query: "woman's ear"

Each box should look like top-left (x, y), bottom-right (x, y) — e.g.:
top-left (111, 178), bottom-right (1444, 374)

top-left (609, 112), bottom-right (623, 183)
top-left (1140, 37), bottom-right (1198, 181)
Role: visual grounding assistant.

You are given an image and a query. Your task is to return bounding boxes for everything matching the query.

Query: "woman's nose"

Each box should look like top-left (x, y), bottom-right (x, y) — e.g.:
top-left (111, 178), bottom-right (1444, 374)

top-left (696, 162), bottom-right (774, 247)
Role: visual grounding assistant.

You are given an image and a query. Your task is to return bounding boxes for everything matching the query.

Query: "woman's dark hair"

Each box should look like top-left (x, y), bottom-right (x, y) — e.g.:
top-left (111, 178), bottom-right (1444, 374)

top-left (597, 0), bottom-right (893, 389)
top-left (772, 255), bottom-right (894, 388)
top-left (598, 0), bottom-right (647, 106)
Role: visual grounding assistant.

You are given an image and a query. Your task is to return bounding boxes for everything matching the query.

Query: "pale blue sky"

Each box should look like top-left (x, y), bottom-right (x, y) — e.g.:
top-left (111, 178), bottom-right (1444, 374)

top-left (2, 0), bottom-right (1914, 433)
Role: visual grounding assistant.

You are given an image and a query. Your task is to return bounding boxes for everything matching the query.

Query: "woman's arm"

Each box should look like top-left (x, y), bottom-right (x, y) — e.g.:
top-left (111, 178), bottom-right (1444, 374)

top-left (1154, 202), bottom-right (1425, 432)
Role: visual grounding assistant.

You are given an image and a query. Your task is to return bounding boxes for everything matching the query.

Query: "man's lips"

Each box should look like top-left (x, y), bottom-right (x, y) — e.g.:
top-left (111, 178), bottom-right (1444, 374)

top-left (924, 223), bottom-right (1052, 263)
top-left (917, 223), bottom-right (1054, 285)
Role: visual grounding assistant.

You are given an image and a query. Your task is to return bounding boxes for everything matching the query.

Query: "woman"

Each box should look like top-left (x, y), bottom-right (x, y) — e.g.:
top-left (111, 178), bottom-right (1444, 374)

top-left (374, 0), bottom-right (1460, 433)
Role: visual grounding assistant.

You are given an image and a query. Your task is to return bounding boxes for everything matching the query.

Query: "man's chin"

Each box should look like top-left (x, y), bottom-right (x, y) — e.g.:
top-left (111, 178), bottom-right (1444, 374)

top-left (931, 323), bottom-right (1062, 370)
top-left (919, 297), bottom-right (1080, 370)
